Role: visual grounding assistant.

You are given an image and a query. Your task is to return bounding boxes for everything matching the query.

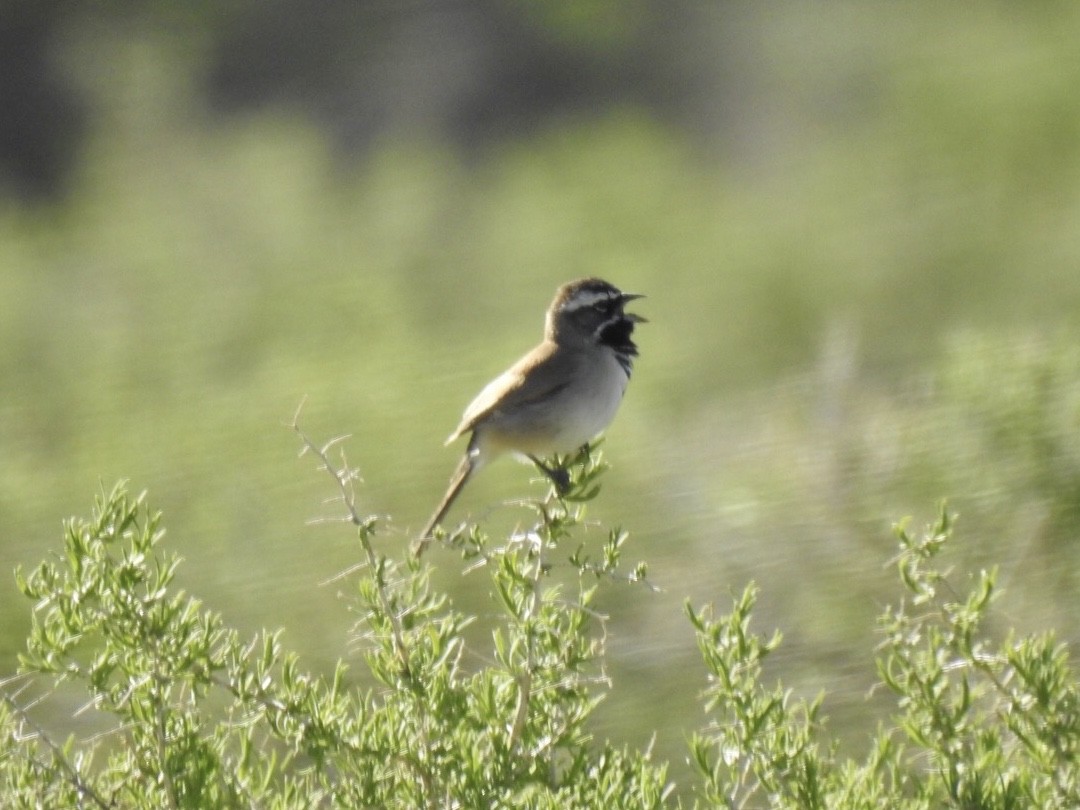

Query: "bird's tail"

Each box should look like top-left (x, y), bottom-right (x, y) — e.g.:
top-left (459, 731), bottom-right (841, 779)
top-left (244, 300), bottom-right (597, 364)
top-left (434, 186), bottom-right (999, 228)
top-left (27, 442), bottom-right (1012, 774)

top-left (413, 453), bottom-right (475, 557)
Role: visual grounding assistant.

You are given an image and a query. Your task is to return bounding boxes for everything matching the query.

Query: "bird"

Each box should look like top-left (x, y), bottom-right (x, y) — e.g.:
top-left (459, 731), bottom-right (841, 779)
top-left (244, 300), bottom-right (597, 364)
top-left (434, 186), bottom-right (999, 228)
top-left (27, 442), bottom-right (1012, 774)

top-left (414, 277), bottom-right (645, 555)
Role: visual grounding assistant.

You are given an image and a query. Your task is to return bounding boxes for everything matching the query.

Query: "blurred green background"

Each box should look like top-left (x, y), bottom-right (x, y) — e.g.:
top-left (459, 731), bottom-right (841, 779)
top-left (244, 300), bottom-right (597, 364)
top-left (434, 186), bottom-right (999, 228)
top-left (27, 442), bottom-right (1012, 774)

top-left (4, 0), bottom-right (1080, 790)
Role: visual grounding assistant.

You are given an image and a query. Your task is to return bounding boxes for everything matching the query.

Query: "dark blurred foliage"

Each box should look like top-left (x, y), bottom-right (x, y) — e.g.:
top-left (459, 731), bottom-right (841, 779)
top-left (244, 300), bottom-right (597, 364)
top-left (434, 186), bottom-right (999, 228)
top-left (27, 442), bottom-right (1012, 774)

top-left (1, 0), bottom-right (726, 202)
top-left (0, 0), bottom-right (87, 200)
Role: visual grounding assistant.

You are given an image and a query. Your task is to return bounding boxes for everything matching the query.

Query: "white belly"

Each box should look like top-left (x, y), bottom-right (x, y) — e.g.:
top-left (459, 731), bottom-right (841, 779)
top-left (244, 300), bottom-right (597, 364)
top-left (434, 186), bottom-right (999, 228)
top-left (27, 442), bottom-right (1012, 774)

top-left (470, 347), bottom-right (632, 459)
top-left (545, 350), bottom-right (629, 453)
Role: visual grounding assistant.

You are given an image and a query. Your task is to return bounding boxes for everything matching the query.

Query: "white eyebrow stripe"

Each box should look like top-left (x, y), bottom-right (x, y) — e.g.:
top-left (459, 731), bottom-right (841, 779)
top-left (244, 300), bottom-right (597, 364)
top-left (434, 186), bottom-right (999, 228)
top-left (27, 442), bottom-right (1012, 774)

top-left (561, 289), bottom-right (618, 312)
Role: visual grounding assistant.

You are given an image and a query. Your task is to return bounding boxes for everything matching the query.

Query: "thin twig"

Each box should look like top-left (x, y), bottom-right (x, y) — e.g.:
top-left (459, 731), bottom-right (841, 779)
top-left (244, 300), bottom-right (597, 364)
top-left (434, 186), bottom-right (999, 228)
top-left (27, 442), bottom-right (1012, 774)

top-left (289, 403), bottom-right (412, 679)
top-left (507, 513), bottom-right (545, 752)
top-left (318, 561), bottom-right (370, 588)
top-left (1, 689), bottom-right (113, 810)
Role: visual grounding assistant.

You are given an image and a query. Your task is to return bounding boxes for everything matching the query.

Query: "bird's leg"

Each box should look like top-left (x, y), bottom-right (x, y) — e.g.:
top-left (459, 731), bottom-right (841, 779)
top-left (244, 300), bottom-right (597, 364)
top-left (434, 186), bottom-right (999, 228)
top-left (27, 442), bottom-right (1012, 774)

top-left (527, 454), bottom-right (571, 494)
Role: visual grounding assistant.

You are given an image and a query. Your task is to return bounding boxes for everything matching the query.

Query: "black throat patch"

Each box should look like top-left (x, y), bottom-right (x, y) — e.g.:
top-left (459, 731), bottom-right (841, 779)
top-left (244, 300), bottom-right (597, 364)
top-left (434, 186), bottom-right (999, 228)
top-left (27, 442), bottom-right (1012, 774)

top-left (595, 316), bottom-right (638, 375)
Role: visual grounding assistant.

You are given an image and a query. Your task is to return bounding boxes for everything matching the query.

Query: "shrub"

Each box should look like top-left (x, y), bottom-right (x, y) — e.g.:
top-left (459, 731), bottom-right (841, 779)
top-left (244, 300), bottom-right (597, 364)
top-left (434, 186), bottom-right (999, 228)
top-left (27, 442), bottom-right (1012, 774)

top-left (2, 436), bottom-right (1077, 807)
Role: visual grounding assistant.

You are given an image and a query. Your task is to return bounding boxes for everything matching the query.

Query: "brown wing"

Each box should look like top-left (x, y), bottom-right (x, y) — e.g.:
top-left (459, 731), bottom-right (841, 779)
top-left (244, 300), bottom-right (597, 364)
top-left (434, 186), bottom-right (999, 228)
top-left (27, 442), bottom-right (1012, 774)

top-left (445, 341), bottom-right (570, 444)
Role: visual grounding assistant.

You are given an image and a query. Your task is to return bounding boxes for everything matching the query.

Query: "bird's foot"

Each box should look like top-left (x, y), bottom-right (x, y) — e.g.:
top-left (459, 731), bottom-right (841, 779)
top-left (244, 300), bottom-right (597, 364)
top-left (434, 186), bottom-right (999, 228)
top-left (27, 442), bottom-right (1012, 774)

top-left (528, 455), bottom-right (572, 495)
top-left (547, 466), bottom-right (571, 494)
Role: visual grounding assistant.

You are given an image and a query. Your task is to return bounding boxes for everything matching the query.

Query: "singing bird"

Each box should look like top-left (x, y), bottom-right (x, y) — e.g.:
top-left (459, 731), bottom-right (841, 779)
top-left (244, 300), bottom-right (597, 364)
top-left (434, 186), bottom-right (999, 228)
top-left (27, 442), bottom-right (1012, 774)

top-left (415, 277), bottom-right (645, 554)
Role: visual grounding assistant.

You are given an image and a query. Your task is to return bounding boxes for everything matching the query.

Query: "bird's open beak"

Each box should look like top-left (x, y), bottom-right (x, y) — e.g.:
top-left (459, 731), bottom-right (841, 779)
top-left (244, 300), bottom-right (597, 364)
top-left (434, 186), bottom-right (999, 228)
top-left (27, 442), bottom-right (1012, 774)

top-left (620, 292), bottom-right (647, 322)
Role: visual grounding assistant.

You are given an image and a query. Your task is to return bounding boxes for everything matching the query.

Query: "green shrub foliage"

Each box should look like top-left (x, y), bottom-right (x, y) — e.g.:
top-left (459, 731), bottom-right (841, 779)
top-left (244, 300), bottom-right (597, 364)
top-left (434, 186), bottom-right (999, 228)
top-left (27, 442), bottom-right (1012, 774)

top-left (2, 446), bottom-right (1077, 807)
top-left (688, 506), bottom-right (1080, 808)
